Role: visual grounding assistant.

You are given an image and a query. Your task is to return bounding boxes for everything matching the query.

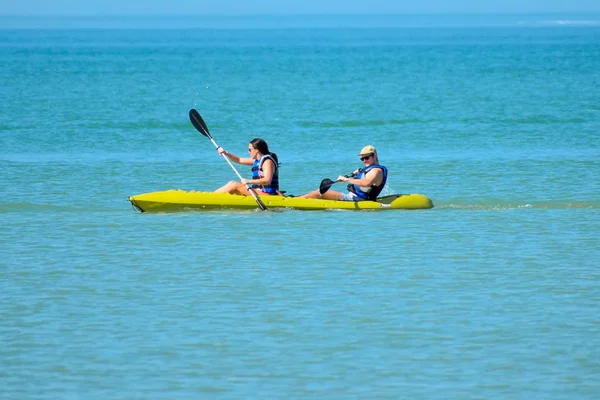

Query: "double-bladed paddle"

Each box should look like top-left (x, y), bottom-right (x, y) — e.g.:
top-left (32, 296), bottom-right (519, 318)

top-left (319, 173), bottom-right (357, 195)
top-left (189, 108), bottom-right (268, 211)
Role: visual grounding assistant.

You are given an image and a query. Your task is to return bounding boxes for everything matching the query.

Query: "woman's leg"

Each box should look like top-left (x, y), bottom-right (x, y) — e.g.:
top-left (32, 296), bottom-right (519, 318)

top-left (215, 181), bottom-right (250, 195)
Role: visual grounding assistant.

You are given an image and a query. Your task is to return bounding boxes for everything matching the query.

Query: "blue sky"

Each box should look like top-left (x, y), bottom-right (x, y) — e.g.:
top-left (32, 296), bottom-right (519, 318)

top-left (2, 0), bottom-right (599, 15)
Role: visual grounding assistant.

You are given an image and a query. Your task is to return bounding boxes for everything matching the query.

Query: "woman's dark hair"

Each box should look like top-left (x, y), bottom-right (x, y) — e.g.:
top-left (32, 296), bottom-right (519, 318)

top-left (250, 138), bottom-right (278, 165)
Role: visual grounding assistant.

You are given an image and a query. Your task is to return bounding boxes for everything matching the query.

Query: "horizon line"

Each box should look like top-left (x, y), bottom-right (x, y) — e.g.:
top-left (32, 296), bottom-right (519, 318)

top-left (2, 11), bottom-right (600, 17)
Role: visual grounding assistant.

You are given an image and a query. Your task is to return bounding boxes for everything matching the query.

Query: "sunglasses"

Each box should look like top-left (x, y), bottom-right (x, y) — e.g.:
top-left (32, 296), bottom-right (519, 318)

top-left (248, 147), bottom-right (254, 152)
top-left (360, 154), bottom-right (373, 161)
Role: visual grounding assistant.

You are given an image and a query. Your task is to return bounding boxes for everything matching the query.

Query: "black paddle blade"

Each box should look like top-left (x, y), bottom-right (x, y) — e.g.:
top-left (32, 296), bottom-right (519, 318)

top-left (189, 109), bottom-right (211, 138)
top-left (255, 196), bottom-right (268, 211)
top-left (319, 178), bottom-right (337, 195)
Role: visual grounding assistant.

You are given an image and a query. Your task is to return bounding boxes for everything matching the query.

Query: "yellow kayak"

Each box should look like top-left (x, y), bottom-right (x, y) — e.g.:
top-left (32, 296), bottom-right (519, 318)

top-left (128, 190), bottom-right (434, 212)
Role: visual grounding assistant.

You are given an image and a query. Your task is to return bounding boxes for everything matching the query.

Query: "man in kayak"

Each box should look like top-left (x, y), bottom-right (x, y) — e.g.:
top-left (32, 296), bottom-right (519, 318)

top-left (214, 138), bottom-right (280, 196)
top-left (300, 145), bottom-right (388, 201)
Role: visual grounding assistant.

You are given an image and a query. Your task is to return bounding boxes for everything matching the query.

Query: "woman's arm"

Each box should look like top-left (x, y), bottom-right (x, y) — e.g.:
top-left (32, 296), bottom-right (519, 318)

top-left (217, 147), bottom-right (253, 166)
top-left (243, 159), bottom-right (274, 186)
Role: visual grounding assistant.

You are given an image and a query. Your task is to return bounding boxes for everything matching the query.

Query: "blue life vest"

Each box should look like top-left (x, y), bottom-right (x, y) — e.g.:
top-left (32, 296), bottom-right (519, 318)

top-left (348, 165), bottom-right (388, 200)
top-left (251, 154), bottom-right (279, 195)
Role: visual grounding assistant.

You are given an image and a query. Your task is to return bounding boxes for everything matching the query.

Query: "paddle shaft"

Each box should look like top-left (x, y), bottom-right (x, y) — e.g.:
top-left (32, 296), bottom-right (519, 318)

top-left (189, 109), bottom-right (267, 211)
top-left (206, 137), bottom-right (245, 181)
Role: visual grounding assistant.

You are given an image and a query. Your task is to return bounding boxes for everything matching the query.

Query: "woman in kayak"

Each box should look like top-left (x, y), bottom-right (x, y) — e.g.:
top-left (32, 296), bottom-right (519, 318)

top-left (300, 145), bottom-right (388, 201)
top-left (214, 138), bottom-right (280, 196)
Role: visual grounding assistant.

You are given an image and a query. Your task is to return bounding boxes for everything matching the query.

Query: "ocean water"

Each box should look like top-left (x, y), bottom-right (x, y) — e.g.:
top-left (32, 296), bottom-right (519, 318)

top-left (1, 14), bottom-right (599, 399)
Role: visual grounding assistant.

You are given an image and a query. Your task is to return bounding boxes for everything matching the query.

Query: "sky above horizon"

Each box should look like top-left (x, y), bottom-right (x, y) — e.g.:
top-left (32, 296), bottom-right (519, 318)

top-left (2, 0), bottom-right (600, 15)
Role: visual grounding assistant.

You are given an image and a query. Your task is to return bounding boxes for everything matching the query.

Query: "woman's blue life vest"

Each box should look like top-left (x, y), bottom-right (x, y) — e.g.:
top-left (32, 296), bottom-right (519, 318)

top-left (347, 165), bottom-right (388, 200)
top-left (251, 154), bottom-right (279, 195)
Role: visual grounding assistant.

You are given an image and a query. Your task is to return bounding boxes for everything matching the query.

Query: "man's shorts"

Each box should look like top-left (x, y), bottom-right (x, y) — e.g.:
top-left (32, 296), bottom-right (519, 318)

top-left (342, 192), bottom-right (359, 201)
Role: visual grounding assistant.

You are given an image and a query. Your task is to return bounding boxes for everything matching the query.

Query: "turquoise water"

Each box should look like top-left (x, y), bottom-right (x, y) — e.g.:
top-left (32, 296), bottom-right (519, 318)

top-left (1, 14), bottom-right (599, 399)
